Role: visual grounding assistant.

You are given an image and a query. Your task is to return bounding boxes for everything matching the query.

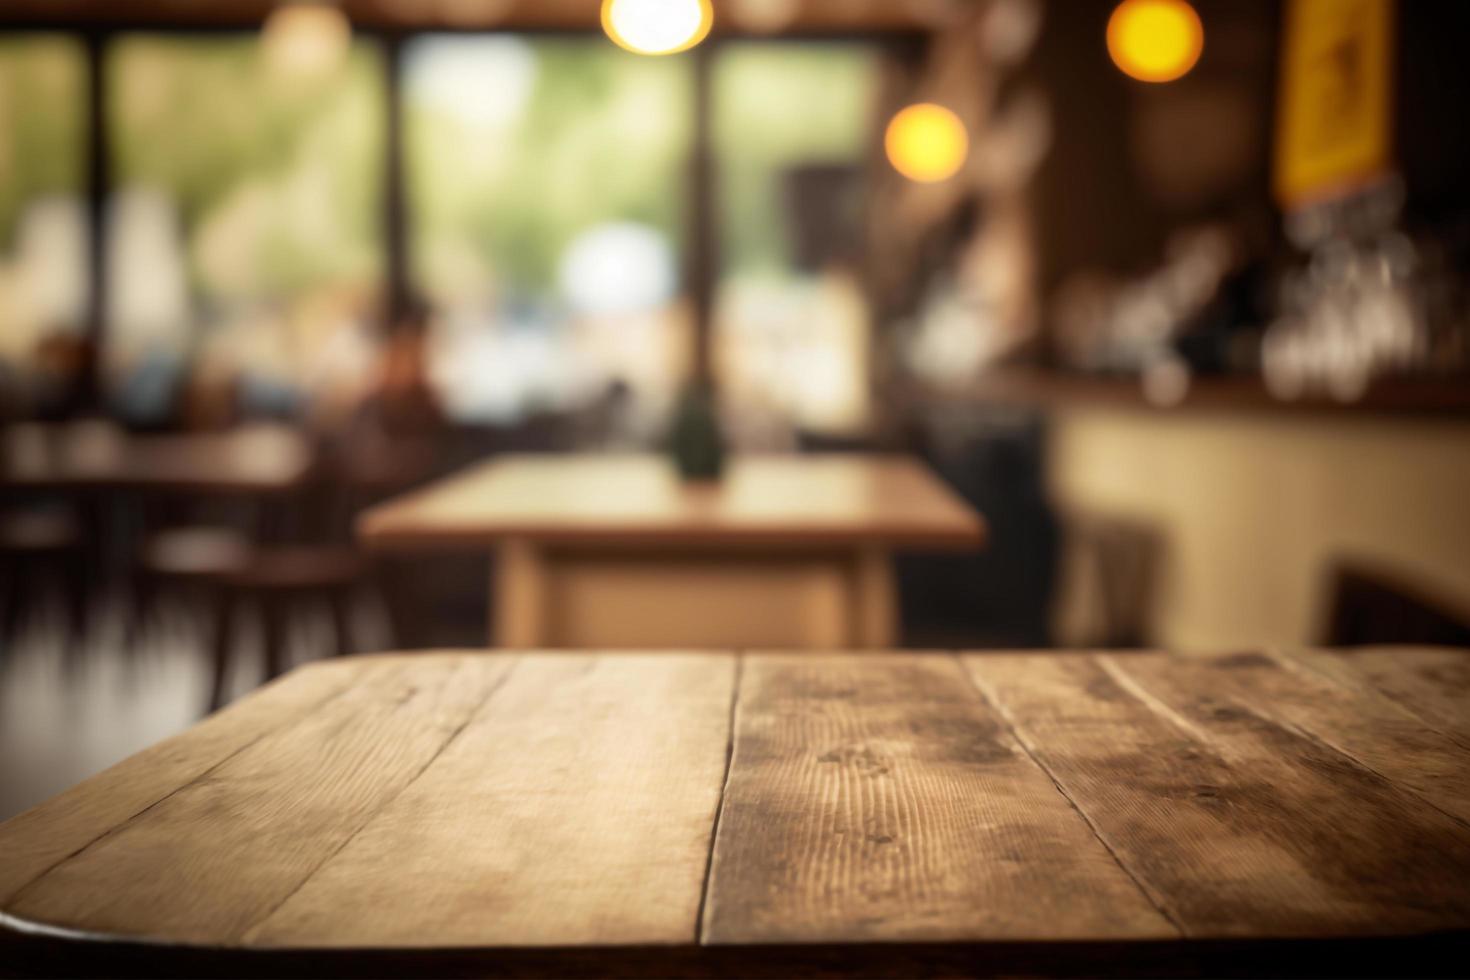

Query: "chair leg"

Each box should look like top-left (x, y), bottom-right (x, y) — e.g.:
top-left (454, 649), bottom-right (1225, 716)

top-left (331, 588), bottom-right (355, 658)
top-left (208, 595), bottom-right (237, 714)
top-left (63, 555), bottom-right (90, 662)
top-left (375, 562), bottom-right (413, 649)
top-left (1, 563), bottom-right (28, 646)
top-left (262, 595), bottom-right (288, 681)
top-left (123, 573), bottom-right (156, 653)
top-left (0, 559), bottom-right (17, 659)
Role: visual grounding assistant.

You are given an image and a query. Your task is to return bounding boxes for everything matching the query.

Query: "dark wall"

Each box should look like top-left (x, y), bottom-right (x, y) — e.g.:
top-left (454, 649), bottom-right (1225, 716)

top-left (1398, 0), bottom-right (1470, 223)
top-left (1029, 0), bottom-right (1281, 295)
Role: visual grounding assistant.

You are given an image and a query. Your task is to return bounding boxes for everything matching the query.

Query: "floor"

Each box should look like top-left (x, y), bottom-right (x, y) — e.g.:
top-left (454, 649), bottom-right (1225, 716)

top-left (0, 590), bottom-right (391, 821)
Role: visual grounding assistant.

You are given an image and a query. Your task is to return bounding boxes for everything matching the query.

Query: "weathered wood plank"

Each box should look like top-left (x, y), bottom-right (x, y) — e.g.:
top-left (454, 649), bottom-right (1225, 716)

top-left (0, 657), bottom-right (367, 906)
top-left (5, 654), bottom-right (513, 944)
top-left (246, 653), bottom-right (736, 948)
top-left (1284, 647), bottom-right (1470, 745)
top-left (1197, 651), bottom-right (1470, 824)
top-left (967, 652), bottom-right (1470, 937)
top-left (702, 654), bottom-right (1175, 945)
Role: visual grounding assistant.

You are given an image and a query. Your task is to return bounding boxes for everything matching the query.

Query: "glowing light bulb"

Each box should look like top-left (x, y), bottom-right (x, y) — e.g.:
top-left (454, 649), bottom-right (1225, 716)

top-left (1106, 0), bottom-right (1203, 83)
top-left (602, 0), bottom-right (714, 56)
top-left (885, 103), bottom-right (969, 184)
top-left (262, 3), bottom-right (351, 79)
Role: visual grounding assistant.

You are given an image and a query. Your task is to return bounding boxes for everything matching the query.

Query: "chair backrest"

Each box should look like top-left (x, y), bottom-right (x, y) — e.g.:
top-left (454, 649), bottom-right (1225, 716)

top-left (1055, 511), bottom-right (1163, 649)
top-left (1322, 560), bottom-right (1470, 647)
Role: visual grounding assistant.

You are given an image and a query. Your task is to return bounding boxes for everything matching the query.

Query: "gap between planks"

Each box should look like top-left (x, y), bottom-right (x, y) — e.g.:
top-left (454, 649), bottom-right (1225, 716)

top-left (237, 655), bottom-right (525, 939)
top-left (968, 648), bottom-right (1470, 937)
top-left (702, 651), bottom-right (1180, 944)
top-left (959, 654), bottom-right (1186, 937)
top-left (695, 652), bottom-right (744, 945)
top-left (0, 664), bottom-right (369, 909)
top-left (1271, 646), bottom-right (1470, 752)
top-left (1233, 649), bottom-right (1470, 832)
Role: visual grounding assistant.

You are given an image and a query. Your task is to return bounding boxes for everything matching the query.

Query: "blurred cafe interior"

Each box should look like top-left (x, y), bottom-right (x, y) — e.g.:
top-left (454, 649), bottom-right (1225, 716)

top-left (1, 0), bottom-right (1469, 823)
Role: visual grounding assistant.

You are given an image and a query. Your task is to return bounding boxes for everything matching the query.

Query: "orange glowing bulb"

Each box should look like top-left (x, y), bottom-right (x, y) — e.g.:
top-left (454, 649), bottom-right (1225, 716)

top-left (1106, 0), bottom-right (1203, 83)
top-left (885, 103), bottom-right (969, 184)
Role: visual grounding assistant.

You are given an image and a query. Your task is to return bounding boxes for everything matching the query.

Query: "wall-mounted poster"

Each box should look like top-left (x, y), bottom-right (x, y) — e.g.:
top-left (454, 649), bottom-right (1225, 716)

top-left (1273, 0), bottom-right (1394, 209)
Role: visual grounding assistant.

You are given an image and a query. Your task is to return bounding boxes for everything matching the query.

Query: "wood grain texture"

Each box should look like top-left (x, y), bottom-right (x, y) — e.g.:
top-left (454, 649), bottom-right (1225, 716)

top-left (1195, 650), bottom-right (1470, 824)
top-left (246, 653), bottom-right (736, 948)
top-left (359, 454), bottom-right (985, 551)
top-left (0, 659), bottom-right (360, 905)
top-left (3, 647), bottom-right (1470, 972)
top-left (4, 655), bottom-right (513, 944)
top-left (1284, 646), bottom-right (1470, 745)
top-left (702, 654), bottom-right (1175, 944)
top-left (966, 652), bottom-right (1470, 938)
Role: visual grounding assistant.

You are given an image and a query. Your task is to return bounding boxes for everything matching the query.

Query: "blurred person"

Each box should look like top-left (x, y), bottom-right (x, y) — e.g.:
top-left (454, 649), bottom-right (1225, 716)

top-left (328, 299), bottom-right (448, 500)
top-left (370, 299), bottom-right (445, 439)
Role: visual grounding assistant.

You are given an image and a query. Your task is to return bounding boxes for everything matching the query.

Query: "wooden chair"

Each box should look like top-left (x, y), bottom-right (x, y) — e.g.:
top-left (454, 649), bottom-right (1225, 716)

top-left (208, 545), bottom-right (369, 711)
top-left (124, 525), bottom-right (254, 653)
top-left (1054, 511), bottom-right (1163, 649)
top-left (1322, 560), bottom-right (1470, 647)
top-left (0, 506), bottom-right (90, 658)
top-left (126, 521), bottom-right (372, 712)
top-left (202, 436), bottom-right (403, 711)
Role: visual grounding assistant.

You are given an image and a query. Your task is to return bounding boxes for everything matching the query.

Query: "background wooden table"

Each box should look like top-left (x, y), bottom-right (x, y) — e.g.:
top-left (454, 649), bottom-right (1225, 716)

top-left (358, 454), bottom-right (985, 649)
top-left (2, 647), bottom-right (1468, 977)
top-left (0, 423), bottom-right (313, 495)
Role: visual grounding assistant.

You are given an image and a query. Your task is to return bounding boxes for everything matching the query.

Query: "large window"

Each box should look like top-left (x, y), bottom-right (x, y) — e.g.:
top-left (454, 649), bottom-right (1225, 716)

top-left (0, 36), bottom-right (86, 369)
top-left (107, 34), bottom-right (384, 420)
top-left (406, 36), bottom-right (693, 427)
top-left (713, 42), bottom-right (879, 442)
top-left (0, 27), bottom-right (884, 438)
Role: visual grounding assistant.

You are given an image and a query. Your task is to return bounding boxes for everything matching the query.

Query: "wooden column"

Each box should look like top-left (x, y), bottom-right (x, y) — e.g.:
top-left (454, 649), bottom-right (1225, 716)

top-left (687, 43), bottom-right (717, 384)
top-left (81, 30), bottom-right (110, 412)
top-left (381, 32), bottom-right (410, 323)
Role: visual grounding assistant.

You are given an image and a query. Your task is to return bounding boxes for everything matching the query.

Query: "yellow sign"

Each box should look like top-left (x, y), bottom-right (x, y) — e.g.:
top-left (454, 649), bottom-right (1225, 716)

top-left (1274, 0), bottom-right (1395, 208)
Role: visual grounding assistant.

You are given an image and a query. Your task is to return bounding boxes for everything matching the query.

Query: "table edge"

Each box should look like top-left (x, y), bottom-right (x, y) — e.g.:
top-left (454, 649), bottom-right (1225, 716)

top-left (354, 453), bottom-right (988, 553)
top-left (6, 910), bottom-right (1466, 979)
top-left (356, 519), bottom-right (988, 552)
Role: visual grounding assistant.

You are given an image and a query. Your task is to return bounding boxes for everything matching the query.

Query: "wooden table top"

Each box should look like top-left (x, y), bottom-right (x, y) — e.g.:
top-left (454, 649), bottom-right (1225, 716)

top-left (0, 423), bottom-right (313, 494)
top-left (358, 453), bottom-right (986, 551)
top-left (3, 647), bottom-right (1468, 976)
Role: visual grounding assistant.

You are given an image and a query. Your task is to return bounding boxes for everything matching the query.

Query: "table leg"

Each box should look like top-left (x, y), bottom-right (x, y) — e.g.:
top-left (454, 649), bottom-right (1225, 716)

top-left (493, 538), bottom-right (546, 648)
top-left (853, 547), bottom-right (897, 648)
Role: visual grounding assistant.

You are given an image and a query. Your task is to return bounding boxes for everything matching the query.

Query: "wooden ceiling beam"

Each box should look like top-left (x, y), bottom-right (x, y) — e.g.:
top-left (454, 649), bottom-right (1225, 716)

top-left (0, 0), bottom-right (937, 35)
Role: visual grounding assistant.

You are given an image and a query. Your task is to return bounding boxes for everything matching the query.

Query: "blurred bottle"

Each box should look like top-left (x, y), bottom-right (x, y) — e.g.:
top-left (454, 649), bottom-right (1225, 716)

top-left (667, 381), bottom-right (726, 482)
